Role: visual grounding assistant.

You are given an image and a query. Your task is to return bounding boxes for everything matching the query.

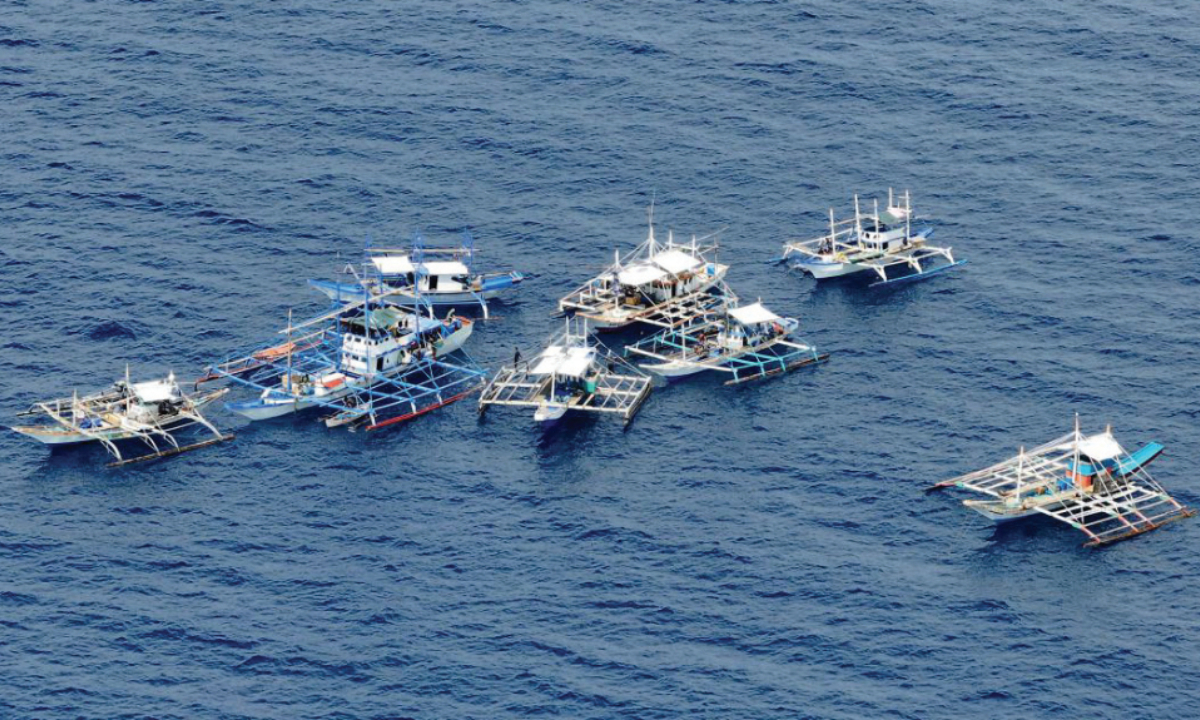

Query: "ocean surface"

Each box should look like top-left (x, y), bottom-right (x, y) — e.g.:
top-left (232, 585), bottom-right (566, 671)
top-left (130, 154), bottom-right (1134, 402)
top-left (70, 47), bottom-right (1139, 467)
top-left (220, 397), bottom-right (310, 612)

top-left (3, 1), bottom-right (1200, 718)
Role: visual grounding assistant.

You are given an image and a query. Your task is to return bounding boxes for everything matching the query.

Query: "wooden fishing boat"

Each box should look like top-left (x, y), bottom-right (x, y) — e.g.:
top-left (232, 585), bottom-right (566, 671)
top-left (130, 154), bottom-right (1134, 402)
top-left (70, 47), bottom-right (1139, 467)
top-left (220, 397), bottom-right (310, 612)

top-left (478, 319), bottom-right (652, 426)
top-left (929, 416), bottom-right (1193, 546)
top-left (309, 231), bottom-right (524, 318)
top-left (559, 209), bottom-right (730, 330)
top-left (626, 300), bottom-right (829, 383)
top-left (780, 189), bottom-right (965, 286)
top-left (202, 298), bottom-right (485, 431)
top-left (10, 370), bottom-right (232, 466)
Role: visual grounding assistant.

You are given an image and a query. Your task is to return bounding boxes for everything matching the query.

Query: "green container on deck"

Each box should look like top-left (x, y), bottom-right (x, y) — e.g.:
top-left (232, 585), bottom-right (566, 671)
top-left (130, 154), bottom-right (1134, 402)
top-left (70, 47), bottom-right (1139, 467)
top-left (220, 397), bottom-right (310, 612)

top-left (585, 379), bottom-right (597, 393)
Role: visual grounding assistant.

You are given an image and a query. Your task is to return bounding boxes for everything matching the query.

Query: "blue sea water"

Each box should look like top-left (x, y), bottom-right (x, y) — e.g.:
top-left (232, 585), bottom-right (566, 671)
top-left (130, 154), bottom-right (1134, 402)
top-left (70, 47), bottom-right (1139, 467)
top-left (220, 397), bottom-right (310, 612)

top-left (3, 0), bottom-right (1200, 717)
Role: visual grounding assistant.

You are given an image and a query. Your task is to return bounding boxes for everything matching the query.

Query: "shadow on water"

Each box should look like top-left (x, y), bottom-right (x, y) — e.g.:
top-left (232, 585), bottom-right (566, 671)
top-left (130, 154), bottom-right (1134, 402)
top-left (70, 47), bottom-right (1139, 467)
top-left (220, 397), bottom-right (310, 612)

top-left (534, 412), bottom-right (600, 455)
top-left (975, 514), bottom-right (1087, 554)
top-left (807, 271), bottom-right (955, 310)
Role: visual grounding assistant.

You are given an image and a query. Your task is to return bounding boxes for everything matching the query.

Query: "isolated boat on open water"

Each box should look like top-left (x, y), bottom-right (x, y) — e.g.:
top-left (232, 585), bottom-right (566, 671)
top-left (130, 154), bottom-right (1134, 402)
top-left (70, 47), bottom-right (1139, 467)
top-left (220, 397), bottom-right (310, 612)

top-left (781, 189), bottom-right (965, 286)
top-left (929, 416), bottom-right (1192, 547)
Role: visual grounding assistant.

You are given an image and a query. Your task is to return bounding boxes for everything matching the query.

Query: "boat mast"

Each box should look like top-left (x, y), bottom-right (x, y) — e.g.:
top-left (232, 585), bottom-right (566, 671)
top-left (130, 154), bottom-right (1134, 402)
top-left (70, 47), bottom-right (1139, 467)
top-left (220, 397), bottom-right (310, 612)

top-left (286, 308), bottom-right (294, 389)
top-left (1072, 413), bottom-right (1082, 489)
top-left (647, 197), bottom-right (657, 254)
top-left (905, 189), bottom-right (912, 240)
top-left (873, 198), bottom-right (880, 234)
top-left (1016, 445), bottom-right (1025, 499)
top-left (828, 207), bottom-right (836, 249)
top-left (853, 194), bottom-right (862, 244)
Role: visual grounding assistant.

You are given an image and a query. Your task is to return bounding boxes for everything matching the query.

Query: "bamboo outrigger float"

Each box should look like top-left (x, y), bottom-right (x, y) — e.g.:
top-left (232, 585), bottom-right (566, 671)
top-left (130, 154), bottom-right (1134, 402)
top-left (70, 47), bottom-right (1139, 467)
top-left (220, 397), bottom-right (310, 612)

top-left (780, 189), bottom-right (965, 286)
top-left (478, 319), bottom-right (653, 426)
top-left (558, 210), bottom-right (730, 330)
top-left (930, 416), bottom-right (1194, 547)
top-left (10, 369), bottom-right (233, 466)
top-left (309, 231), bottom-right (525, 319)
top-left (625, 300), bottom-right (829, 383)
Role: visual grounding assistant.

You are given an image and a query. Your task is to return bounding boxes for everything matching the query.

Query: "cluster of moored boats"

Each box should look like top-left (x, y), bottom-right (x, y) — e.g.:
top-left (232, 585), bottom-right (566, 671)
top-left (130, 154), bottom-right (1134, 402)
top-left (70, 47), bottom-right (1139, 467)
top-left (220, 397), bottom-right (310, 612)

top-left (10, 190), bottom-right (1193, 546)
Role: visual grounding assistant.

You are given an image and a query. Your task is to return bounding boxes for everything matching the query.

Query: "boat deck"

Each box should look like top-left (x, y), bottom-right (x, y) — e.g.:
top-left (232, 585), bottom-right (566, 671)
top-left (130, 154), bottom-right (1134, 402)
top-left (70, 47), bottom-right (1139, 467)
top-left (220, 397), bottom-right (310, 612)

top-left (479, 364), bottom-right (652, 423)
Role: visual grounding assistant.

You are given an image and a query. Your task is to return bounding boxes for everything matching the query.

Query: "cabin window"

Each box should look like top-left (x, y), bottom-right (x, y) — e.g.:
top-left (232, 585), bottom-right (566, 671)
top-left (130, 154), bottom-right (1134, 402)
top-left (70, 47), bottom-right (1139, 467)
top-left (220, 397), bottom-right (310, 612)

top-left (376, 358), bottom-right (384, 371)
top-left (428, 275), bottom-right (439, 291)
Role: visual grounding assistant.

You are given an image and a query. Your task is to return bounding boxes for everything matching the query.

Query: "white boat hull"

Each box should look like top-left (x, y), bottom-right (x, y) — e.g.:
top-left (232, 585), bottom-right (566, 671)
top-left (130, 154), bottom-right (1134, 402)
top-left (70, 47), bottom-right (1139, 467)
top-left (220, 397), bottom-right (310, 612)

top-left (638, 360), bottom-right (712, 378)
top-left (964, 495), bottom-right (1070, 523)
top-left (435, 322), bottom-right (473, 355)
top-left (795, 258), bottom-right (870, 280)
top-left (534, 402), bottom-right (569, 424)
top-left (12, 424), bottom-right (144, 446)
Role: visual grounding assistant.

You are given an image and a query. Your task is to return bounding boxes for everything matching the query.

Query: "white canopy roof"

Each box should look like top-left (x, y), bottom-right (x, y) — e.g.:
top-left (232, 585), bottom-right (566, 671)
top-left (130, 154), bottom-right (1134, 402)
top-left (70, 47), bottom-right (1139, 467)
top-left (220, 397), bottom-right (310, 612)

top-left (1079, 433), bottom-right (1123, 461)
top-left (371, 255), bottom-right (415, 275)
top-left (131, 379), bottom-right (178, 403)
top-left (530, 345), bottom-right (595, 378)
top-left (652, 248), bottom-right (702, 275)
top-left (370, 256), bottom-right (470, 277)
top-left (422, 260), bottom-right (470, 276)
top-left (728, 302), bottom-right (781, 325)
top-left (617, 263), bottom-right (668, 287)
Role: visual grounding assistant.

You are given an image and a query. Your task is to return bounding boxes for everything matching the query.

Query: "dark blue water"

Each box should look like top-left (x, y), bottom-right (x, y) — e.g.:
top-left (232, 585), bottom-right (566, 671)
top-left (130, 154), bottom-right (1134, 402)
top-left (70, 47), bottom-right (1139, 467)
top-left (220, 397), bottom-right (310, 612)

top-left (3, 1), bottom-right (1200, 717)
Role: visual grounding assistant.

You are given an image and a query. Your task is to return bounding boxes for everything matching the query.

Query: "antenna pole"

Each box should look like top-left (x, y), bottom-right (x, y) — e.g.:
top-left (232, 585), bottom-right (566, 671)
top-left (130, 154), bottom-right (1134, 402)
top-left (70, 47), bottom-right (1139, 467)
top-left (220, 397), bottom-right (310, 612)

top-left (286, 308), bottom-right (294, 386)
top-left (1080, 415), bottom-right (1089, 489)
top-left (853, 194), bottom-right (862, 241)
top-left (647, 194), bottom-right (657, 251)
top-left (906, 189), bottom-right (912, 239)
top-left (1017, 445), bottom-right (1025, 499)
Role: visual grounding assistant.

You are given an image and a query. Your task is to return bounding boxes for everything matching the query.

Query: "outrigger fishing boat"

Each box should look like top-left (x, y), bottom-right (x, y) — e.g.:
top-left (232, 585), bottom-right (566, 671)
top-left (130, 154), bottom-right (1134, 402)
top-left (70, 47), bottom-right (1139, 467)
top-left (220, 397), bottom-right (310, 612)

top-left (478, 319), bottom-right (653, 425)
top-left (558, 214), bottom-right (730, 330)
top-left (625, 300), bottom-right (828, 383)
top-left (10, 369), bottom-right (232, 466)
top-left (201, 295), bottom-right (485, 431)
top-left (779, 189), bottom-right (964, 286)
top-left (929, 416), bottom-right (1193, 547)
top-left (309, 232), bottom-right (524, 318)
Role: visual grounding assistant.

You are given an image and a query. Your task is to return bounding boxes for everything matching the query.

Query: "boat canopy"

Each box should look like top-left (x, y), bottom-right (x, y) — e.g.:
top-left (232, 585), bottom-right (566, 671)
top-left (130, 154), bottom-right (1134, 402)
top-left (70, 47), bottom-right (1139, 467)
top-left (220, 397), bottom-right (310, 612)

top-left (728, 302), bottom-right (781, 326)
top-left (371, 255), bottom-right (415, 275)
top-left (370, 256), bottom-right (470, 277)
top-left (343, 306), bottom-right (409, 331)
top-left (531, 345), bottom-right (595, 378)
top-left (617, 263), bottom-right (669, 287)
top-left (131, 379), bottom-right (178, 403)
top-left (1078, 433), bottom-right (1123, 461)
top-left (652, 248), bottom-right (702, 275)
top-left (422, 260), bottom-right (470, 277)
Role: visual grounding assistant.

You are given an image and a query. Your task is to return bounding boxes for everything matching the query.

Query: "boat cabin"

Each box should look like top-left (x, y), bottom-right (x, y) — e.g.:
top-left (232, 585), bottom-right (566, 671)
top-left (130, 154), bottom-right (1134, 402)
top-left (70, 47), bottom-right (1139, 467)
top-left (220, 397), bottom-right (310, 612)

top-left (615, 248), bottom-right (713, 306)
top-left (531, 344), bottom-right (600, 399)
top-left (369, 255), bottom-right (475, 294)
top-left (337, 306), bottom-right (444, 377)
top-left (724, 302), bottom-right (792, 347)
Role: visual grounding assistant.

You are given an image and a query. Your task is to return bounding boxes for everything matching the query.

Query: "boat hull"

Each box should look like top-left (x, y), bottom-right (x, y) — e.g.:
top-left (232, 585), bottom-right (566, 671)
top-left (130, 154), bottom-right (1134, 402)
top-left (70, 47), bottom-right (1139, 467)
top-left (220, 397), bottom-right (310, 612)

top-left (796, 259), bottom-right (870, 279)
top-left (638, 360), bottom-right (712, 378)
top-left (533, 402), bottom-right (569, 424)
top-left (964, 496), bottom-right (1069, 523)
